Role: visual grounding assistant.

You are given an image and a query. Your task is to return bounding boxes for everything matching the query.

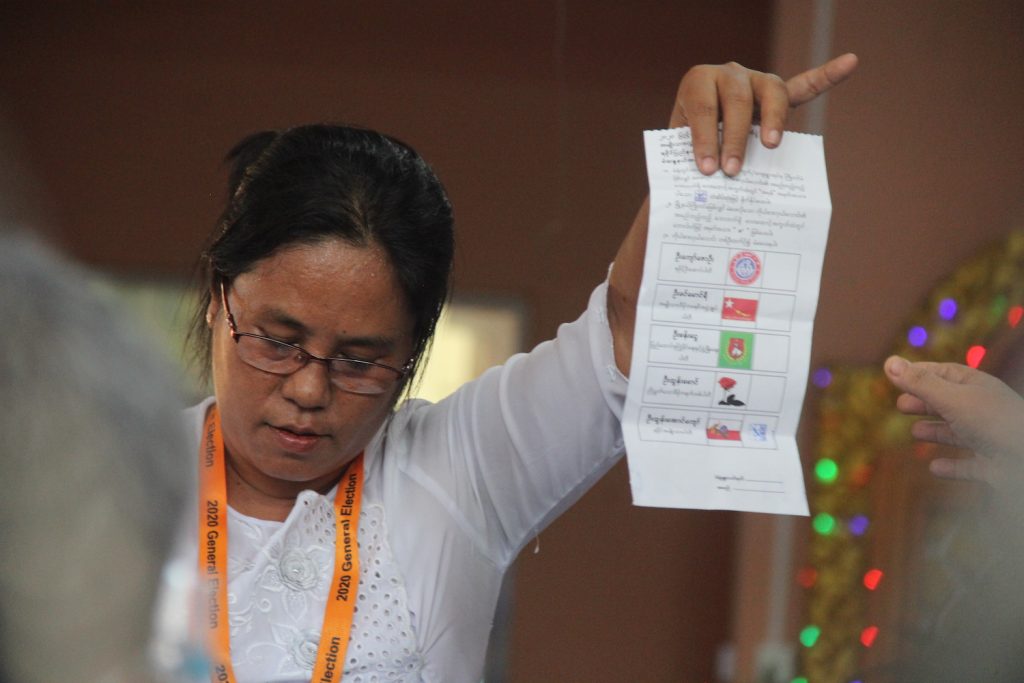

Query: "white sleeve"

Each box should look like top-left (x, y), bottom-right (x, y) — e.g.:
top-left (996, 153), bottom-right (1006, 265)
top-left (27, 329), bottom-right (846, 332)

top-left (389, 281), bottom-right (628, 568)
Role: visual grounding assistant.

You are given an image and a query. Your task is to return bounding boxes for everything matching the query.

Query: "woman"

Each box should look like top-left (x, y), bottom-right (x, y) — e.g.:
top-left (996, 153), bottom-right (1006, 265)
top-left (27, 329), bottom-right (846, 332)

top-left (165, 55), bottom-right (857, 682)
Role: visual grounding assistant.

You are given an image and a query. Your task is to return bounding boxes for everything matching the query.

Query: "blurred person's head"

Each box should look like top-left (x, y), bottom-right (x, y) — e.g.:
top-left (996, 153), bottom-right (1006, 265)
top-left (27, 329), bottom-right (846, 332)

top-left (0, 232), bottom-right (190, 682)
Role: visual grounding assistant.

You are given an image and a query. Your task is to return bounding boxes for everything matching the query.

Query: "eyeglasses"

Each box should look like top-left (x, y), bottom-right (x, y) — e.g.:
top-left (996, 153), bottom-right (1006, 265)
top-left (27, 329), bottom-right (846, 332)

top-left (219, 282), bottom-right (410, 396)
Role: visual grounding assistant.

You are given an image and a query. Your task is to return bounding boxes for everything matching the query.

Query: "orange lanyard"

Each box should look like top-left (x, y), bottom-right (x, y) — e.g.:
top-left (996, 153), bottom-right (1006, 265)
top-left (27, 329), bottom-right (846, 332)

top-left (199, 405), bottom-right (364, 683)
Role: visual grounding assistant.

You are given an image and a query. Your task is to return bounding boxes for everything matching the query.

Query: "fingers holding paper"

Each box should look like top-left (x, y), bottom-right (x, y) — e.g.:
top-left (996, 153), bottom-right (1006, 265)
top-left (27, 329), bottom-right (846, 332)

top-left (672, 53), bottom-right (859, 176)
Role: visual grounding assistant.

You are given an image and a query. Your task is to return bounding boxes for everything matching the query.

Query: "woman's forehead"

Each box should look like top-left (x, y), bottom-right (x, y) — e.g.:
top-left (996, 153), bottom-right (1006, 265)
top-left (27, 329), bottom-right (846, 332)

top-left (232, 240), bottom-right (413, 342)
top-left (254, 238), bottom-right (387, 280)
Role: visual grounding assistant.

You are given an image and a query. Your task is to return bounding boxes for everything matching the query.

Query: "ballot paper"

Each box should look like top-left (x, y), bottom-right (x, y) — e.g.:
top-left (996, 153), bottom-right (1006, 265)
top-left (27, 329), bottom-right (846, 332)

top-left (623, 126), bottom-right (831, 515)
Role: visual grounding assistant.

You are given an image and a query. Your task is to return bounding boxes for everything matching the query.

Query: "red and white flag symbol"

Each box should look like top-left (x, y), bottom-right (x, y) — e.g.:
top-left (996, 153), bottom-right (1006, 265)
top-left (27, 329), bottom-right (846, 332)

top-left (722, 296), bottom-right (758, 322)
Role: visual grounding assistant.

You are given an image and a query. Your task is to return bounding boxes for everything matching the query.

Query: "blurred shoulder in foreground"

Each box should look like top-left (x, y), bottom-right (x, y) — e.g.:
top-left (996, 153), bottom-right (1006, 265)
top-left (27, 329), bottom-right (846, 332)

top-left (0, 231), bottom-right (190, 682)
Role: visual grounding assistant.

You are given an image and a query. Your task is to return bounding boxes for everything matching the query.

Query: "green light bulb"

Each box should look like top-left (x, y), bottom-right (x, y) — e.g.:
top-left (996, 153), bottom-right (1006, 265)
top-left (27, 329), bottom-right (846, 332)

top-left (985, 294), bottom-right (1008, 325)
top-left (799, 625), bottom-right (821, 648)
top-left (812, 513), bottom-right (836, 535)
top-left (815, 458), bottom-right (839, 483)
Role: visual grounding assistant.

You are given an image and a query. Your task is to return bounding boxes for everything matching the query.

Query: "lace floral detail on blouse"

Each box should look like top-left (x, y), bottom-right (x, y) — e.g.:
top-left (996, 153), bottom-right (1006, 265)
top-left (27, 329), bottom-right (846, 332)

top-left (226, 491), bottom-right (423, 682)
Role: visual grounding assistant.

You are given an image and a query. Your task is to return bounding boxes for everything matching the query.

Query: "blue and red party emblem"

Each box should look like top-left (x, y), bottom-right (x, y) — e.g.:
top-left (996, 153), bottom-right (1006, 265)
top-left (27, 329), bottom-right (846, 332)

top-left (729, 251), bottom-right (761, 286)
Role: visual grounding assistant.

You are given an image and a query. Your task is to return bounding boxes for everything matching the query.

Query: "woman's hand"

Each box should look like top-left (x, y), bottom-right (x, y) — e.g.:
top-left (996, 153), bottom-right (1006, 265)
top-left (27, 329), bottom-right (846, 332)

top-left (674, 53), bottom-right (859, 176)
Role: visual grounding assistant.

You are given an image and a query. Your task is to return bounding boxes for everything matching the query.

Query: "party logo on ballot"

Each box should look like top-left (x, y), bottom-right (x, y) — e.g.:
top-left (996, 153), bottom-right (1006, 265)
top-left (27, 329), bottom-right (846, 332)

top-left (729, 251), bottom-right (762, 286)
top-left (717, 376), bottom-right (746, 407)
top-left (718, 331), bottom-right (754, 370)
top-left (721, 296), bottom-right (759, 322)
top-left (707, 421), bottom-right (742, 441)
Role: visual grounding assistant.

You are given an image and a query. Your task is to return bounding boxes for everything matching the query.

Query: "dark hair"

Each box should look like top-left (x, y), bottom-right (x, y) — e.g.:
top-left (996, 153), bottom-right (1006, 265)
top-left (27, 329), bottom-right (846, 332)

top-left (188, 124), bottom-right (455, 394)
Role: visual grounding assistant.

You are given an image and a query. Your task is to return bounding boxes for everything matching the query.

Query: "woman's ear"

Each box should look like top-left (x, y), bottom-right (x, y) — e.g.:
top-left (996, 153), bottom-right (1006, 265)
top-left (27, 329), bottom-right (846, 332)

top-left (206, 293), bottom-right (219, 328)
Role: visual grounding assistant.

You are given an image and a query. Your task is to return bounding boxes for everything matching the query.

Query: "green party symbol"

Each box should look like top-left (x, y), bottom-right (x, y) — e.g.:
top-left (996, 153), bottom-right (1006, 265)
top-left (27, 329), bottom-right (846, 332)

top-left (718, 330), bottom-right (754, 369)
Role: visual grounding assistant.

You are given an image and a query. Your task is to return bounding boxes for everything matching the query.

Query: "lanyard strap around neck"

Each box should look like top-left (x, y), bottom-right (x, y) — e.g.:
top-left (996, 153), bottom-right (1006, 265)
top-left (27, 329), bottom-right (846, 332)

top-left (198, 405), bottom-right (364, 683)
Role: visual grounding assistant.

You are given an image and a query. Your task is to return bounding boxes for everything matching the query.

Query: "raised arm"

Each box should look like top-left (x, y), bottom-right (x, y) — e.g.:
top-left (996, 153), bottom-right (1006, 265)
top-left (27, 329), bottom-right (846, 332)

top-left (607, 54), bottom-right (859, 375)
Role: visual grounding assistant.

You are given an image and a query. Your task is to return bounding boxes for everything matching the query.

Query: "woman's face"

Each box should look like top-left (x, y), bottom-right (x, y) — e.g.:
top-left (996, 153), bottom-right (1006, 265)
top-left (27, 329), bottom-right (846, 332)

top-left (207, 238), bottom-right (415, 494)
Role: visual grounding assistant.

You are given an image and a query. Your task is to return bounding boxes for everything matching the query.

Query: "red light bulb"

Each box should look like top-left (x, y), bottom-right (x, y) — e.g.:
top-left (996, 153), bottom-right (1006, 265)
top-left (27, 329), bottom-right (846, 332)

top-left (966, 345), bottom-right (986, 369)
top-left (863, 568), bottom-right (884, 590)
top-left (797, 567), bottom-right (818, 589)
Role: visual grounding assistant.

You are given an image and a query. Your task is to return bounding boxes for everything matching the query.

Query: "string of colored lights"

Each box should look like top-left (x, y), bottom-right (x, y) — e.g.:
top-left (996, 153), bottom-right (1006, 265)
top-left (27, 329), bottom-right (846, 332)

top-left (794, 230), bottom-right (1024, 683)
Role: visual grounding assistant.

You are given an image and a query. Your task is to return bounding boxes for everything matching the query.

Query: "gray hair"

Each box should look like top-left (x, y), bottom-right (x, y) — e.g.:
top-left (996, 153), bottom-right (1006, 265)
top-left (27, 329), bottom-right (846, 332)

top-left (0, 232), bottom-right (190, 682)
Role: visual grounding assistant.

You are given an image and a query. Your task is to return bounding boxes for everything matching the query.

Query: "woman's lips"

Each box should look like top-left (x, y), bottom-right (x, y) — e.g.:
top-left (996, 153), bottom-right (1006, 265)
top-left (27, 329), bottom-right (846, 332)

top-left (269, 425), bottom-right (323, 453)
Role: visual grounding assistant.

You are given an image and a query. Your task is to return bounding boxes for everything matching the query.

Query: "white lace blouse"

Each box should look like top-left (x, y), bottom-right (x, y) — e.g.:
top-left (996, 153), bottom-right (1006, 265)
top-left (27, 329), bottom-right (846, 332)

top-left (156, 282), bottom-right (627, 682)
